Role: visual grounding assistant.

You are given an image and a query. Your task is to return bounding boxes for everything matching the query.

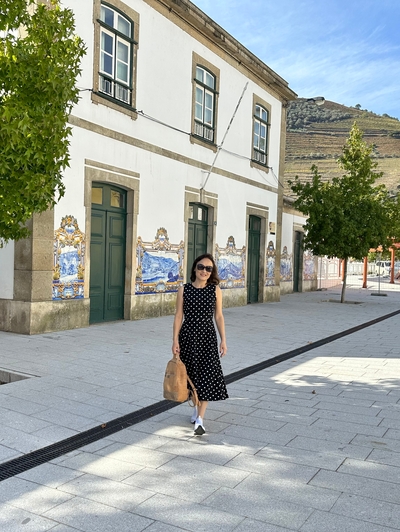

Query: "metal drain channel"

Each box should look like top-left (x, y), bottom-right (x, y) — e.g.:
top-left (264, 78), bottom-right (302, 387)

top-left (1, 307), bottom-right (399, 482)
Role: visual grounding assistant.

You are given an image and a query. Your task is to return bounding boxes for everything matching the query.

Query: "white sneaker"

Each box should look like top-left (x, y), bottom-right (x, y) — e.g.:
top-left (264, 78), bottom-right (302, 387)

top-left (190, 407), bottom-right (198, 424)
top-left (194, 416), bottom-right (205, 435)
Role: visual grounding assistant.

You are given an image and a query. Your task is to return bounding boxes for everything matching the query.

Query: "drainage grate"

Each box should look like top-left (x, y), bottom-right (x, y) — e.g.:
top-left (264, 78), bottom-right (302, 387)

top-left (0, 400), bottom-right (175, 481)
top-left (0, 307), bottom-right (399, 482)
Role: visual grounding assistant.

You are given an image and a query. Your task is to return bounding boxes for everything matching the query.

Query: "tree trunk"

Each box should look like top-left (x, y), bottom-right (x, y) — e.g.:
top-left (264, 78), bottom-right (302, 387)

top-left (341, 258), bottom-right (347, 303)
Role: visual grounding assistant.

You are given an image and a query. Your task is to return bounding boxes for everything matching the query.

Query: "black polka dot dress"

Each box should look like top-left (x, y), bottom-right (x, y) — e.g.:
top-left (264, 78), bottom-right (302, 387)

top-left (179, 283), bottom-right (228, 402)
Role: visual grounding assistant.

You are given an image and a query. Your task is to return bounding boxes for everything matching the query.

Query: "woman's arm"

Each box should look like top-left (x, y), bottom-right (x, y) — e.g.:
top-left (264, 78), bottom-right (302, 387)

top-left (214, 285), bottom-right (227, 357)
top-left (172, 286), bottom-right (184, 357)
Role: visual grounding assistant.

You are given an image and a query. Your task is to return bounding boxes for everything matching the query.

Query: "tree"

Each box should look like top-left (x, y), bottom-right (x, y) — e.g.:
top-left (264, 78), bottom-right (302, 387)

top-left (289, 123), bottom-right (396, 302)
top-left (0, 0), bottom-right (85, 244)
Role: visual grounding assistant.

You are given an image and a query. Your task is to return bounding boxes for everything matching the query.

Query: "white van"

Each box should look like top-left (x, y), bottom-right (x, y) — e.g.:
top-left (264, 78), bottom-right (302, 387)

top-left (376, 261), bottom-right (391, 277)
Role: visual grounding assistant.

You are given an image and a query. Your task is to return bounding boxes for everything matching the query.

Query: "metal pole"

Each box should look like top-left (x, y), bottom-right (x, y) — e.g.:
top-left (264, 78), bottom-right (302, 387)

top-left (377, 253), bottom-right (381, 294)
top-left (201, 82), bottom-right (248, 191)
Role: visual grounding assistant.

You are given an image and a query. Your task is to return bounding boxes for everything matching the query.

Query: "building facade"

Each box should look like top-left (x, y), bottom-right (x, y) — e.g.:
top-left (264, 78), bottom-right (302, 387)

top-left (0, 0), bottom-right (316, 334)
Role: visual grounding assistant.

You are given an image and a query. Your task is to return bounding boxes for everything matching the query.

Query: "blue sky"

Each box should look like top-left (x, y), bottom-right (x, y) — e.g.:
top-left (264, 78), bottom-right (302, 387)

top-left (192, 0), bottom-right (400, 119)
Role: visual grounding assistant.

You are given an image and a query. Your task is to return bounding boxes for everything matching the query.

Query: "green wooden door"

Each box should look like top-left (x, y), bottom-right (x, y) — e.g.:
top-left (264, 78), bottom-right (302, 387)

top-left (90, 184), bottom-right (126, 323)
top-left (247, 215), bottom-right (261, 303)
top-left (187, 203), bottom-right (208, 280)
top-left (293, 231), bottom-right (302, 292)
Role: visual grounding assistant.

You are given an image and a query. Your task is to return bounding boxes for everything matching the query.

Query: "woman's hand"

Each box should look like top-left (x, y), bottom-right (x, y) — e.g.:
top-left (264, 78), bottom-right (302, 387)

top-left (219, 341), bottom-right (227, 357)
top-left (172, 340), bottom-right (180, 358)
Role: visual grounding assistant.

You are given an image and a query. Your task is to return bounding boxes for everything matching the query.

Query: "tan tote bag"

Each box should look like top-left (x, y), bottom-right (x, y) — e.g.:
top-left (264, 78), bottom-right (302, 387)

top-left (163, 357), bottom-right (199, 406)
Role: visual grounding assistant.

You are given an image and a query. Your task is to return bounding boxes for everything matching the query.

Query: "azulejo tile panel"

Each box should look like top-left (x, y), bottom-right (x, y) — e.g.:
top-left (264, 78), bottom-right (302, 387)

top-left (53, 216), bottom-right (85, 300)
top-left (215, 236), bottom-right (246, 289)
top-left (280, 245), bottom-right (293, 282)
top-left (136, 228), bottom-right (184, 294)
top-left (303, 250), bottom-right (317, 280)
top-left (266, 240), bottom-right (276, 286)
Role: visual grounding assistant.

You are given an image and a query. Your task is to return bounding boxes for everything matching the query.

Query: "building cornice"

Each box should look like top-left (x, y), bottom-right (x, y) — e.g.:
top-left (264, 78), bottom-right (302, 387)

top-left (144, 0), bottom-right (297, 102)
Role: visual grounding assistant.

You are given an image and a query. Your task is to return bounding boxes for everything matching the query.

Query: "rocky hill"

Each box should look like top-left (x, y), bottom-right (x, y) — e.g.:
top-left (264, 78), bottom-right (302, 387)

top-left (284, 99), bottom-right (400, 197)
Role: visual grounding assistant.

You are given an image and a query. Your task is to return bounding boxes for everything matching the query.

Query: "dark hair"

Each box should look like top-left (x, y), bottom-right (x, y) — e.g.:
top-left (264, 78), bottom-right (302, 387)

top-left (190, 253), bottom-right (220, 285)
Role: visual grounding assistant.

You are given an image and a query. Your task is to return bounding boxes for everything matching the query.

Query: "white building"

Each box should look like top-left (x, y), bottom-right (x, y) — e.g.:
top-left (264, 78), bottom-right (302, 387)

top-left (0, 0), bottom-right (317, 334)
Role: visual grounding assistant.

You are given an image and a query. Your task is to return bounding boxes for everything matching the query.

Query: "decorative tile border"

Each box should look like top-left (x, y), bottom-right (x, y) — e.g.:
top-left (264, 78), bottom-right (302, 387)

top-left (136, 228), bottom-right (184, 294)
top-left (215, 236), bottom-right (246, 289)
top-left (53, 216), bottom-right (85, 300)
top-left (303, 250), bottom-right (317, 280)
top-left (266, 240), bottom-right (276, 286)
top-left (280, 245), bottom-right (293, 282)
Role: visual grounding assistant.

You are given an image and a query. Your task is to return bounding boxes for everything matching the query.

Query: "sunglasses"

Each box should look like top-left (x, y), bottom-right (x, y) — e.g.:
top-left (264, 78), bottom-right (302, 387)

top-left (197, 263), bottom-right (213, 273)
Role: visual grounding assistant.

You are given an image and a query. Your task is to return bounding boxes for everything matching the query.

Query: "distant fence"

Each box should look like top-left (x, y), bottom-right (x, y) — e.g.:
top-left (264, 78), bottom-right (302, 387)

top-left (316, 257), bottom-right (342, 289)
top-left (316, 258), bottom-right (400, 292)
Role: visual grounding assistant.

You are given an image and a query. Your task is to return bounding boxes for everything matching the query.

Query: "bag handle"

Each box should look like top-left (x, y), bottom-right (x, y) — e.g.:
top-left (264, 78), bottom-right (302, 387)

top-left (174, 356), bottom-right (199, 407)
top-left (186, 375), bottom-right (199, 407)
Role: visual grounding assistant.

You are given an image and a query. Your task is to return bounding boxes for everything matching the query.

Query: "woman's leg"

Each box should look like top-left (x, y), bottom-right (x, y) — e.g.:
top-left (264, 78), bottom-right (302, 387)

top-left (198, 400), bottom-right (208, 419)
top-left (194, 401), bottom-right (208, 434)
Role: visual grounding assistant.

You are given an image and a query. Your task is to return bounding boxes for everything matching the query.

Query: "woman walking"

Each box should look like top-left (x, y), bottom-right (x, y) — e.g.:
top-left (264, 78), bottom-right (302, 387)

top-left (172, 253), bottom-right (228, 435)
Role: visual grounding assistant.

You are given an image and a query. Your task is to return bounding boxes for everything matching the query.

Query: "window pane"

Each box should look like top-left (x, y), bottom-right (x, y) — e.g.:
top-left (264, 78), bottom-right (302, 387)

top-left (101, 52), bottom-right (113, 75)
top-left (118, 15), bottom-right (131, 36)
top-left (117, 62), bottom-right (128, 83)
top-left (196, 87), bottom-right (204, 120)
top-left (101, 6), bottom-right (114, 27)
top-left (254, 132), bottom-right (259, 148)
top-left (261, 124), bottom-right (266, 139)
top-left (259, 137), bottom-right (266, 151)
top-left (196, 66), bottom-right (204, 83)
top-left (205, 94), bottom-right (213, 122)
top-left (205, 91), bottom-right (213, 109)
top-left (195, 102), bottom-right (203, 121)
top-left (117, 40), bottom-right (129, 62)
top-left (101, 31), bottom-right (114, 55)
top-left (111, 190), bottom-right (124, 208)
top-left (195, 86), bottom-right (204, 105)
top-left (205, 71), bottom-right (214, 89)
top-left (255, 105), bottom-right (261, 118)
top-left (261, 109), bottom-right (268, 121)
top-left (197, 207), bottom-right (203, 220)
top-left (92, 188), bottom-right (103, 204)
top-left (189, 205), bottom-right (194, 219)
top-left (254, 121), bottom-right (260, 136)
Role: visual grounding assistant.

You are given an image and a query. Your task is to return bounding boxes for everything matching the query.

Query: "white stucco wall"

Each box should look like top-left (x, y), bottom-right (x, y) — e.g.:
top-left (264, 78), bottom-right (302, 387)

top-left (62, 0), bottom-right (283, 200)
top-left (58, 124), bottom-right (280, 253)
top-left (0, 242), bottom-right (14, 299)
top-left (282, 211), bottom-right (307, 254)
top-left (57, 0), bottom-right (285, 248)
top-left (46, 0), bottom-right (293, 318)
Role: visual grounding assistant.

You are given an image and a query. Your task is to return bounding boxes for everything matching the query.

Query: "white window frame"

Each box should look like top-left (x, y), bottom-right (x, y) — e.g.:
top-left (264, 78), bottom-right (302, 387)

top-left (98, 3), bottom-right (134, 106)
top-left (194, 66), bottom-right (216, 143)
top-left (253, 104), bottom-right (269, 166)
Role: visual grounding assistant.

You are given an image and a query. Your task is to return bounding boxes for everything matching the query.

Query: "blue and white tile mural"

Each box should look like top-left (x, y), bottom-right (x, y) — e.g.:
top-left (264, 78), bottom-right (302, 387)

top-left (136, 228), bottom-right (184, 293)
top-left (53, 216), bottom-right (85, 300)
top-left (303, 250), bottom-right (316, 280)
top-left (215, 236), bottom-right (245, 289)
top-left (280, 246), bottom-right (293, 282)
top-left (266, 240), bottom-right (276, 286)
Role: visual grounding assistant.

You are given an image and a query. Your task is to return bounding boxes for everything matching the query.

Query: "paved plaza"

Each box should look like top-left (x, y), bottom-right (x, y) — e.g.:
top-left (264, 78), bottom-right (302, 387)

top-left (1, 285), bottom-right (400, 531)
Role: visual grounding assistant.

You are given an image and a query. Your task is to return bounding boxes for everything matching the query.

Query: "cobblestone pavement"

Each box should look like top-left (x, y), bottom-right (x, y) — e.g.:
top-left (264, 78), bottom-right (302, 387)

top-left (1, 286), bottom-right (400, 531)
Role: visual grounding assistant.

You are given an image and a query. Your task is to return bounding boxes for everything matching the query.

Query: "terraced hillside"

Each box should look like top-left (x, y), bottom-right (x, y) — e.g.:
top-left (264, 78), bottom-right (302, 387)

top-left (285, 99), bottom-right (400, 196)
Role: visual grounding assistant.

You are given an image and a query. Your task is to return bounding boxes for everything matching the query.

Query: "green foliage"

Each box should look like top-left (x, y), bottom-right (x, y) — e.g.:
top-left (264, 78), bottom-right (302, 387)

top-left (0, 0), bottom-right (34, 30)
top-left (0, 0), bottom-right (86, 243)
top-left (289, 123), bottom-right (400, 301)
top-left (287, 100), bottom-right (352, 131)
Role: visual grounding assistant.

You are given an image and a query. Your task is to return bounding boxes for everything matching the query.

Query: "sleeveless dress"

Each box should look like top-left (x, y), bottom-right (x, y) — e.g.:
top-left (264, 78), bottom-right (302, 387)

top-left (179, 283), bottom-right (229, 401)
